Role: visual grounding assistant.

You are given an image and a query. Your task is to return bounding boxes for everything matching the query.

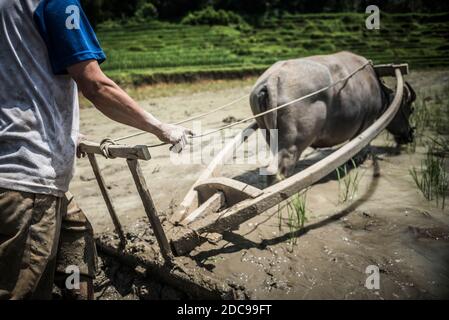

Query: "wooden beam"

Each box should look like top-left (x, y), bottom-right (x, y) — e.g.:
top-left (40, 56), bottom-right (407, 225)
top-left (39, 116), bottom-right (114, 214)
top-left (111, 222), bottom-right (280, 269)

top-left (194, 177), bottom-right (263, 207)
top-left (87, 153), bottom-right (126, 248)
top-left (181, 192), bottom-right (225, 225)
top-left (374, 63), bottom-right (409, 77)
top-left (170, 68), bottom-right (406, 256)
top-left (170, 121), bottom-right (259, 224)
top-left (79, 140), bottom-right (151, 160)
top-left (127, 159), bottom-right (173, 261)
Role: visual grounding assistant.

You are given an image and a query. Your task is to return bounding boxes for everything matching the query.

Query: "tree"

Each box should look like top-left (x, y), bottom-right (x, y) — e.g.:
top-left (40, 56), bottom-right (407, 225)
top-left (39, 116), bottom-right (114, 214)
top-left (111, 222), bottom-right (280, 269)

top-left (135, 1), bottom-right (159, 20)
top-left (80, 0), bottom-right (449, 25)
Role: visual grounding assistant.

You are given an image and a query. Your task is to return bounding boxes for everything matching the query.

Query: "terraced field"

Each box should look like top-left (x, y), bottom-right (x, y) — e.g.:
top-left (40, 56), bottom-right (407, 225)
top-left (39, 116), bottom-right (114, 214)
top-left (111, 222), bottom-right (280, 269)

top-left (97, 13), bottom-right (449, 84)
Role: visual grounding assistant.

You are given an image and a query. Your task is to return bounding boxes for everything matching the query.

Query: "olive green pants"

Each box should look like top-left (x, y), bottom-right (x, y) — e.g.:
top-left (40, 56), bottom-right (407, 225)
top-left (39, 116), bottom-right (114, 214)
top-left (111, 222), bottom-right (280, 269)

top-left (0, 188), bottom-right (96, 300)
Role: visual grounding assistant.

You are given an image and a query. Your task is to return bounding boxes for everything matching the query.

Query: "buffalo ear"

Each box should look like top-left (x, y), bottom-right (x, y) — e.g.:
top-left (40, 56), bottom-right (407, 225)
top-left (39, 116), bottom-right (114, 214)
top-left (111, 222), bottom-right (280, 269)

top-left (405, 81), bottom-right (417, 102)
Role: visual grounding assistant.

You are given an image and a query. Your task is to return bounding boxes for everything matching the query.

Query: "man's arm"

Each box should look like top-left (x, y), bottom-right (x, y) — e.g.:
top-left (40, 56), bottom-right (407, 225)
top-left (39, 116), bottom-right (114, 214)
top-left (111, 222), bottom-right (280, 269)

top-left (68, 59), bottom-right (191, 145)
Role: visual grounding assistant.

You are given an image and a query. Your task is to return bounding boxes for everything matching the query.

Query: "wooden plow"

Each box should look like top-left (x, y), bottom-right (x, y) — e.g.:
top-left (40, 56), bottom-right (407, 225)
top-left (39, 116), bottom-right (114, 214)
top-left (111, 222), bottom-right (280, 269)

top-left (79, 63), bottom-right (408, 299)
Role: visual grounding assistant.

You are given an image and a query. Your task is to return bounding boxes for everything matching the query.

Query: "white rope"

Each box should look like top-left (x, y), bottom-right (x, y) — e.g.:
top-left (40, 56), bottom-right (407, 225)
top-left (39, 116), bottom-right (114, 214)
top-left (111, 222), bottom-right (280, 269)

top-left (110, 60), bottom-right (372, 148)
top-left (190, 60), bottom-right (373, 139)
top-left (113, 94), bottom-right (249, 142)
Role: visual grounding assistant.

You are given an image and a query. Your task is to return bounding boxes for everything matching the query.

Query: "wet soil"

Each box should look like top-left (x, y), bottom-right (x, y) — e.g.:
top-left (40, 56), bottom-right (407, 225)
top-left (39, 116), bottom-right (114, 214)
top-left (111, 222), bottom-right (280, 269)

top-left (70, 69), bottom-right (449, 299)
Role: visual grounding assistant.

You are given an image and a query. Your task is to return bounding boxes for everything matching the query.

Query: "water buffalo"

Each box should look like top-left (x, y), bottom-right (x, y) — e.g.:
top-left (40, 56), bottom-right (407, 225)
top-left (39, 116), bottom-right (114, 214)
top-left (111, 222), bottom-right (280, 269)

top-left (250, 51), bottom-right (416, 182)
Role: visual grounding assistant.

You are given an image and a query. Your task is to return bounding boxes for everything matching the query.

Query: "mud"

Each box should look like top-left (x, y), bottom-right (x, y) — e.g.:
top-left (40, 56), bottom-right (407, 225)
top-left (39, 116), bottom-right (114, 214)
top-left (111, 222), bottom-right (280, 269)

top-left (93, 253), bottom-right (188, 300)
top-left (70, 69), bottom-right (449, 299)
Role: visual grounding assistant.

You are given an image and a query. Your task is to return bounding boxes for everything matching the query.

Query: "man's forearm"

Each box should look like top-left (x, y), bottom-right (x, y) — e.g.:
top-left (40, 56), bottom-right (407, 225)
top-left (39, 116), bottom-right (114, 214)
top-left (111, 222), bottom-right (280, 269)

top-left (68, 60), bottom-right (192, 146)
top-left (84, 78), bottom-right (163, 138)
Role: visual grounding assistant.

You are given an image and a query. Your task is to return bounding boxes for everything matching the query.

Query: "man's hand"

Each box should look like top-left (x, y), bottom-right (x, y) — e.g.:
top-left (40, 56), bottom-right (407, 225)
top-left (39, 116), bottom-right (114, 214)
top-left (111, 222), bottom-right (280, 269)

top-left (158, 124), bottom-right (194, 153)
top-left (157, 123), bottom-right (194, 145)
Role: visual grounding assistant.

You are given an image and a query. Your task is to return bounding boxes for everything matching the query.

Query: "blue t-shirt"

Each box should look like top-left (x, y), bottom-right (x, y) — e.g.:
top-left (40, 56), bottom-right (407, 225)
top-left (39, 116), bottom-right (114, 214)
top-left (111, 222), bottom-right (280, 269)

top-left (0, 0), bottom-right (105, 196)
top-left (34, 0), bottom-right (106, 74)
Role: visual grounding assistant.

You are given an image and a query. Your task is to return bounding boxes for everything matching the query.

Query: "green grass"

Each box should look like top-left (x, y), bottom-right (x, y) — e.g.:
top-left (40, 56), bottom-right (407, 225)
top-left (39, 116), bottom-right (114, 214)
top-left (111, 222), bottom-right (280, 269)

top-left (277, 190), bottom-right (308, 247)
top-left (96, 13), bottom-right (449, 85)
top-left (410, 150), bottom-right (448, 209)
top-left (428, 136), bottom-right (449, 157)
top-left (287, 191), bottom-right (308, 233)
top-left (336, 159), bottom-right (363, 203)
top-left (407, 94), bottom-right (431, 152)
top-left (408, 82), bottom-right (449, 210)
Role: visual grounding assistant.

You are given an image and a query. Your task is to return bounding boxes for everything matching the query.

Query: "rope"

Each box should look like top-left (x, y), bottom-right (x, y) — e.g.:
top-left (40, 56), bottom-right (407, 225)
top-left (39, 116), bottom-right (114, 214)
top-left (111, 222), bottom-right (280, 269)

top-left (190, 60), bottom-right (373, 139)
top-left (113, 94), bottom-right (249, 143)
top-left (106, 60), bottom-right (373, 149)
top-left (100, 138), bottom-right (117, 159)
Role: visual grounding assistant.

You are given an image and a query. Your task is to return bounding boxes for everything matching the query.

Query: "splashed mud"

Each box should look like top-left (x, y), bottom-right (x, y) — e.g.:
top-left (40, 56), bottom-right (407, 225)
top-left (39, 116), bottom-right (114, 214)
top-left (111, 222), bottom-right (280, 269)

top-left (71, 70), bottom-right (449, 299)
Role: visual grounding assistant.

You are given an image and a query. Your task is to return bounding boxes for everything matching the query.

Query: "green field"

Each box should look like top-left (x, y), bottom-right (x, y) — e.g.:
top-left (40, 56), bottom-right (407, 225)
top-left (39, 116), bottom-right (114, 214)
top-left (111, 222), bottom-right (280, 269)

top-left (97, 12), bottom-right (449, 85)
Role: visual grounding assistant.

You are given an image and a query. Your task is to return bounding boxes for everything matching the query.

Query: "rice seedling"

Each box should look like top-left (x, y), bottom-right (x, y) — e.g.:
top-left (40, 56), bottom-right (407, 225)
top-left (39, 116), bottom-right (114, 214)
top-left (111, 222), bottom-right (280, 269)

top-left (276, 189), bottom-right (309, 245)
top-left (407, 94), bottom-right (431, 153)
top-left (410, 149), bottom-right (448, 210)
top-left (408, 80), bottom-right (449, 210)
top-left (426, 136), bottom-right (449, 157)
top-left (336, 159), bottom-right (363, 203)
top-left (286, 190), bottom-right (308, 246)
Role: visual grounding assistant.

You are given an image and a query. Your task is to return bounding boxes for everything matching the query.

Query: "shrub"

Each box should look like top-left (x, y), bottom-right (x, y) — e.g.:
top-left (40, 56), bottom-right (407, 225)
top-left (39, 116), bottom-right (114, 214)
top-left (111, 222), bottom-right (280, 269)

top-left (135, 2), bottom-right (158, 21)
top-left (341, 14), bottom-right (360, 25)
top-left (181, 7), bottom-right (246, 26)
top-left (319, 42), bottom-right (336, 52)
top-left (410, 149), bottom-right (448, 209)
top-left (97, 19), bottom-right (122, 30)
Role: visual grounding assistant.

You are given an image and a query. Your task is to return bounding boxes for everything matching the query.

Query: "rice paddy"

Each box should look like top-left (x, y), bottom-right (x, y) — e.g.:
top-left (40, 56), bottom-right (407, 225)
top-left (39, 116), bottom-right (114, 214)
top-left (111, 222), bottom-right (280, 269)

top-left (96, 12), bottom-right (449, 85)
top-left (410, 150), bottom-right (448, 209)
top-left (409, 83), bottom-right (449, 210)
top-left (336, 159), bottom-right (364, 203)
top-left (277, 190), bottom-right (309, 247)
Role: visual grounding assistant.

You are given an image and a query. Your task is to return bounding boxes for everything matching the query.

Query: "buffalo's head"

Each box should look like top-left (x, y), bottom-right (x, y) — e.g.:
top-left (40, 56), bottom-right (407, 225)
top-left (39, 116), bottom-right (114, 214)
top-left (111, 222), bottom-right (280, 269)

top-left (387, 81), bottom-right (416, 145)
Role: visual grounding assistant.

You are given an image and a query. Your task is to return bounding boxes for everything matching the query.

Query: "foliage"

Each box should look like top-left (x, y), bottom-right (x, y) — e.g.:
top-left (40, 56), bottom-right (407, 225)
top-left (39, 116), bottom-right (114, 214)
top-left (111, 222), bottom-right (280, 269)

top-left (81, 0), bottom-right (449, 24)
top-left (135, 2), bottom-right (158, 21)
top-left (95, 13), bottom-right (449, 85)
top-left (336, 159), bottom-right (363, 203)
top-left (278, 190), bottom-right (308, 246)
top-left (410, 150), bottom-right (448, 209)
top-left (182, 7), bottom-right (246, 26)
top-left (408, 84), bottom-right (449, 210)
top-left (287, 191), bottom-right (308, 230)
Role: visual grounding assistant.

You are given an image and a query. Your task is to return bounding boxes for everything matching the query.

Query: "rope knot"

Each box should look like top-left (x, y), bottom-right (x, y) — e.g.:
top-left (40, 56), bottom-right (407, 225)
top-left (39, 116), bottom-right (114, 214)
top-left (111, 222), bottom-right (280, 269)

top-left (100, 138), bottom-right (117, 159)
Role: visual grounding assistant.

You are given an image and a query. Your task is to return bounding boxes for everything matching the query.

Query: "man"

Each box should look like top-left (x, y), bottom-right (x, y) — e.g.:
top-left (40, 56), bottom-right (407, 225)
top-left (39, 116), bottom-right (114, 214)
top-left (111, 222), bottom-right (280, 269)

top-left (0, 0), bottom-right (191, 299)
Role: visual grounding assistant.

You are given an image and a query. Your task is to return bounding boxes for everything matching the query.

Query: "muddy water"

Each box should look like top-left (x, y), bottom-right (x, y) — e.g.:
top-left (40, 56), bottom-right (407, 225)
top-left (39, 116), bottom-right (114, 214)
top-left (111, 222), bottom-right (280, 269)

top-left (195, 143), bottom-right (449, 299)
top-left (71, 70), bottom-right (449, 299)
